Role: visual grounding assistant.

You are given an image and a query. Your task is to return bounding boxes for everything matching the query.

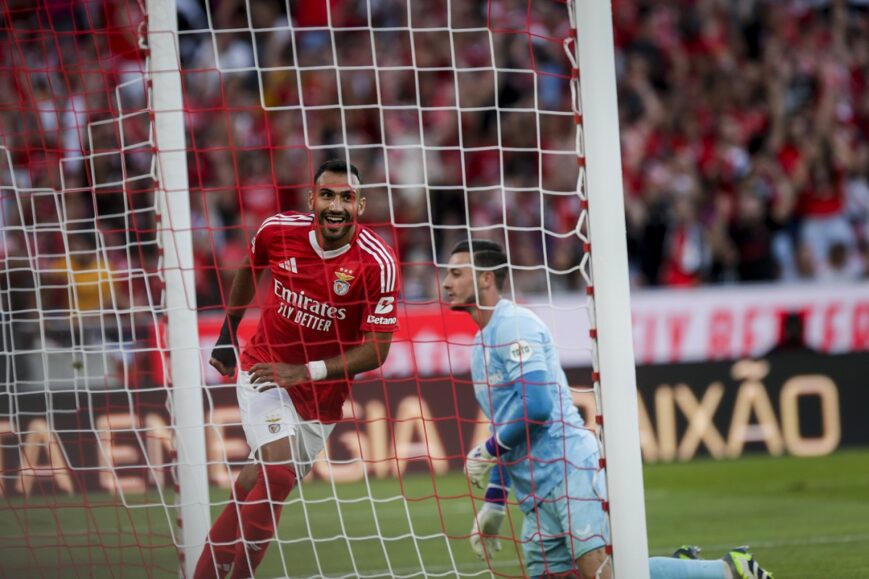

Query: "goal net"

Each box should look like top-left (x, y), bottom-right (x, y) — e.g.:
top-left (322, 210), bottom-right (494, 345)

top-left (0, 0), bottom-right (645, 577)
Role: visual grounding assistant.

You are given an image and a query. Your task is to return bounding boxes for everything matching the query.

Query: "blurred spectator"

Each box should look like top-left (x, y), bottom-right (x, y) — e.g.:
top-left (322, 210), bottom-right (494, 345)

top-left (723, 162), bottom-right (796, 282)
top-left (764, 309), bottom-right (815, 356)
top-left (660, 195), bottom-right (711, 286)
top-left (44, 231), bottom-right (117, 312)
top-left (1, 0), bottom-right (867, 319)
top-left (619, 0), bottom-right (868, 287)
top-left (858, 241), bottom-right (869, 279)
top-left (819, 240), bottom-right (864, 280)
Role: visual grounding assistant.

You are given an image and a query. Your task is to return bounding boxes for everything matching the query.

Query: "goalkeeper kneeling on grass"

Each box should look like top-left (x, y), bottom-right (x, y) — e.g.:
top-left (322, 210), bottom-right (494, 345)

top-left (443, 239), bottom-right (774, 579)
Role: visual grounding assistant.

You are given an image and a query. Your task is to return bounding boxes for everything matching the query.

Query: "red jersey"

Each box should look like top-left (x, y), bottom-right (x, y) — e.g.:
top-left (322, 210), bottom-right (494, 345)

top-left (241, 211), bottom-right (400, 422)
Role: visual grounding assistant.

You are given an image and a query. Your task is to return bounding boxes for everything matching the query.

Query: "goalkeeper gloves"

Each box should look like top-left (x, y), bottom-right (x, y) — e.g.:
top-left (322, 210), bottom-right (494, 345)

top-left (464, 437), bottom-right (509, 489)
top-left (470, 502), bottom-right (506, 560)
top-left (211, 313), bottom-right (243, 370)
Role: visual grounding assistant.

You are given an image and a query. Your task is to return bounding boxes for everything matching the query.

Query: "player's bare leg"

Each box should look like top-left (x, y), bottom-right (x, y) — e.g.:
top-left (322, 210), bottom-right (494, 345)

top-left (230, 436), bottom-right (298, 578)
top-left (574, 547), bottom-right (612, 579)
top-left (233, 462), bottom-right (259, 493)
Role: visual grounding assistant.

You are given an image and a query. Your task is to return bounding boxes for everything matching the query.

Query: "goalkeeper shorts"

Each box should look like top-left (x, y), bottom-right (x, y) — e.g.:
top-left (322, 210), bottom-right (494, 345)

top-left (237, 371), bottom-right (335, 476)
top-left (521, 453), bottom-right (609, 577)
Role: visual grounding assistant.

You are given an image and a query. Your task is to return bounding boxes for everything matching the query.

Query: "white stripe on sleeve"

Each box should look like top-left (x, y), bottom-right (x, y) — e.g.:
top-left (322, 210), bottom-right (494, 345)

top-left (358, 230), bottom-right (396, 293)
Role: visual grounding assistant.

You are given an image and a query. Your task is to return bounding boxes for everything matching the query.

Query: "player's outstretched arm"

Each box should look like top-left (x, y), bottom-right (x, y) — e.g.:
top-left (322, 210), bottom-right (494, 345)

top-left (249, 331), bottom-right (393, 389)
top-left (210, 256), bottom-right (260, 376)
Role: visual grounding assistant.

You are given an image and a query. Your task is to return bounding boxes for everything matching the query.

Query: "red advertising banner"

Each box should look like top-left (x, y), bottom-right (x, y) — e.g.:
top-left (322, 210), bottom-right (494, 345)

top-left (178, 283), bottom-right (869, 385)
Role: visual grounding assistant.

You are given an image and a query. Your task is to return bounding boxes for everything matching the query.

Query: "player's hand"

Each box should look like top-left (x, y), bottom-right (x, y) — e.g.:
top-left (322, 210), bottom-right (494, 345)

top-left (209, 356), bottom-right (235, 377)
top-left (211, 314), bottom-right (242, 375)
top-left (249, 363), bottom-right (309, 391)
top-left (470, 503), bottom-right (506, 560)
top-left (465, 443), bottom-right (497, 489)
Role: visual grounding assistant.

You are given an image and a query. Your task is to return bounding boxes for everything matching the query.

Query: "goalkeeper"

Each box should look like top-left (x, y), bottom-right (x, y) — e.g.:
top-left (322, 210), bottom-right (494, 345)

top-left (443, 239), bottom-right (774, 579)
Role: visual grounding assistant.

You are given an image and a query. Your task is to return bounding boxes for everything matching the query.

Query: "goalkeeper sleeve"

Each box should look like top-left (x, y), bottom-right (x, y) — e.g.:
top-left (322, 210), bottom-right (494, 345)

top-left (490, 369), bottom-right (553, 449)
top-left (468, 370), bottom-right (552, 487)
top-left (485, 463), bottom-right (511, 505)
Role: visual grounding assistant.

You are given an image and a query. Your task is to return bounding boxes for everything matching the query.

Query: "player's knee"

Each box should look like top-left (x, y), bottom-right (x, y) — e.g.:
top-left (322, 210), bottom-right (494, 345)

top-left (236, 463), bottom-right (260, 492)
top-left (575, 547), bottom-right (611, 579)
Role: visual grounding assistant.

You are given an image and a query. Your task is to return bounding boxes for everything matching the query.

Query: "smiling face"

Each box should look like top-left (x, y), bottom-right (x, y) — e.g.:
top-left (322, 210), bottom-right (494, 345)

top-left (308, 170), bottom-right (365, 249)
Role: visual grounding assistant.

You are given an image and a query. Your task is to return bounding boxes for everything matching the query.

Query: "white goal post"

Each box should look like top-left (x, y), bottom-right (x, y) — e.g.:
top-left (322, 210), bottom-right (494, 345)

top-left (147, 0), bottom-right (211, 574)
top-left (573, 1), bottom-right (650, 577)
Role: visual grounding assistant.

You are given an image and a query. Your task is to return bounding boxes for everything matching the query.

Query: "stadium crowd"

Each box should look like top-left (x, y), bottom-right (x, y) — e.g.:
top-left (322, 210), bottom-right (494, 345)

top-left (616, 0), bottom-right (869, 287)
top-left (1, 0), bottom-right (867, 317)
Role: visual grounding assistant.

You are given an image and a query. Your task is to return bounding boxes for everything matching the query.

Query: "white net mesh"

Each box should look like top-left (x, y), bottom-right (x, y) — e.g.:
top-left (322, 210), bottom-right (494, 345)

top-left (0, 3), bottom-right (186, 571)
top-left (0, 0), bottom-right (614, 576)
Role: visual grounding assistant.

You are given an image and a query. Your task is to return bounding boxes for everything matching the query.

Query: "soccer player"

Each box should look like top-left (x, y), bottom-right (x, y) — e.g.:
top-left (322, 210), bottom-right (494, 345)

top-left (194, 159), bottom-right (400, 579)
top-left (442, 239), bottom-right (774, 579)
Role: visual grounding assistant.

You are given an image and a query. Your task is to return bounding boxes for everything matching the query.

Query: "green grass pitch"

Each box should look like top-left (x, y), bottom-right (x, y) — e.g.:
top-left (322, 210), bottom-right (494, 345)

top-left (1, 449), bottom-right (867, 577)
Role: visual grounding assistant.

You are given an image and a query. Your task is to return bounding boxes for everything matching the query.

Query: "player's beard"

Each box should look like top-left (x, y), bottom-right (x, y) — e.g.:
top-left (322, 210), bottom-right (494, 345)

top-left (318, 210), bottom-right (354, 242)
top-left (449, 292), bottom-right (478, 311)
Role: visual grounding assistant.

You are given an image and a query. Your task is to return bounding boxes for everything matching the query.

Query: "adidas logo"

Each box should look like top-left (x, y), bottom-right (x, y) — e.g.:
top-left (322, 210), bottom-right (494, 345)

top-left (277, 258), bottom-right (298, 273)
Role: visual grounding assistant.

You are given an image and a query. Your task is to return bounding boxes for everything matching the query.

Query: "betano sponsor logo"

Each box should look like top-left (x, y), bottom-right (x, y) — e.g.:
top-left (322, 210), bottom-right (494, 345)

top-left (366, 314), bottom-right (397, 325)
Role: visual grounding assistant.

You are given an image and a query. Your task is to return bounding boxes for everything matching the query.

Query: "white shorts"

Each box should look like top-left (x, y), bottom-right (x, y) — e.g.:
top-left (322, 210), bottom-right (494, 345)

top-left (236, 371), bottom-right (335, 477)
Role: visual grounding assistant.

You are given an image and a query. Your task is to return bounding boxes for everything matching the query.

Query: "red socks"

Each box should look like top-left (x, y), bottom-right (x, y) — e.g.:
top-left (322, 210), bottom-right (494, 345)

top-left (193, 464), bottom-right (297, 579)
top-left (194, 482), bottom-right (251, 579)
top-left (230, 465), bottom-right (297, 579)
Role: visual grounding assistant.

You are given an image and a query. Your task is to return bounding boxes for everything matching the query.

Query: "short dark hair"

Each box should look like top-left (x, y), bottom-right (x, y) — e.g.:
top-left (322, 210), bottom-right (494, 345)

top-left (314, 159), bottom-right (362, 185)
top-left (450, 239), bottom-right (508, 290)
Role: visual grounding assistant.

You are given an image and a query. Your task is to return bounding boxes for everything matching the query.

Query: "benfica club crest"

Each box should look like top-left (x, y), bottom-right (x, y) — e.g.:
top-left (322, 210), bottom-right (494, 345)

top-left (333, 269), bottom-right (355, 296)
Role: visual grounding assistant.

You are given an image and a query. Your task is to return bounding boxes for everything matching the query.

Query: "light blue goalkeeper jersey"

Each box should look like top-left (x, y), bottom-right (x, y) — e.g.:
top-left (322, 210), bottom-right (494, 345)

top-left (471, 299), bottom-right (599, 513)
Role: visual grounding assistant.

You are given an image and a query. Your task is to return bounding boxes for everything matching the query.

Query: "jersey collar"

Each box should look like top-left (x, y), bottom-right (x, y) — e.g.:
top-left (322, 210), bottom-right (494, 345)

top-left (482, 299), bottom-right (511, 332)
top-left (308, 229), bottom-right (354, 260)
top-left (493, 298), bottom-right (510, 320)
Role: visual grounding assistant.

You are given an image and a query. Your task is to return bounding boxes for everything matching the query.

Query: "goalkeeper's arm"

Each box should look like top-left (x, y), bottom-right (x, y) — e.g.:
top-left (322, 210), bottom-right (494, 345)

top-left (465, 369), bottom-right (553, 488)
top-left (470, 467), bottom-right (512, 560)
top-left (210, 257), bottom-right (259, 376)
